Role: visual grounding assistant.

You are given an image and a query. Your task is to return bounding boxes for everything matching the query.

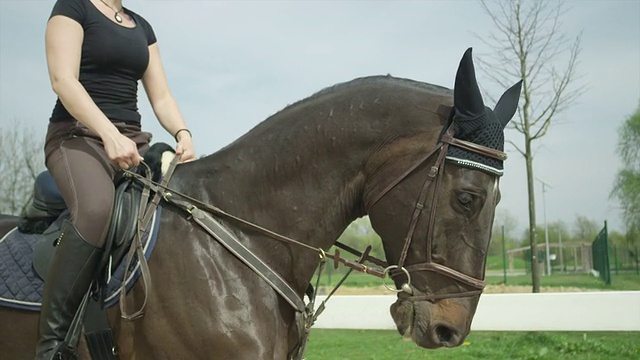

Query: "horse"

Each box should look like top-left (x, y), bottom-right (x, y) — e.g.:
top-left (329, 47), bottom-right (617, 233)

top-left (0, 48), bottom-right (521, 359)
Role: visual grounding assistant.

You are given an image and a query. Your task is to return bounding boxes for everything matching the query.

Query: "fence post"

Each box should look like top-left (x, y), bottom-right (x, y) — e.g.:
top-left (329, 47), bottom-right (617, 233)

top-left (559, 232), bottom-right (564, 273)
top-left (635, 245), bottom-right (640, 275)
top-left (614, 245), bottom-right (619, 275)
top-left (603, 221), bottom-right (611, 285)
top-left (591, 221), bottom-right (611, 285)
top-left (502, 225), bottom-right (507, 285)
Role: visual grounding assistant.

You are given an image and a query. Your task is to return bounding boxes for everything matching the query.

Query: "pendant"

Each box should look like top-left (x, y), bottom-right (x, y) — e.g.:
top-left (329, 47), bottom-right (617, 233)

top-left (114, 12), bottom-right (123, 23)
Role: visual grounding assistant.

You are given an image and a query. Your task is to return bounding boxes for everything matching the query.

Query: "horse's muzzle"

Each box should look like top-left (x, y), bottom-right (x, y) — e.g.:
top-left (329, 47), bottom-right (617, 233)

top-left (390, 296), bottom-right (475, 349)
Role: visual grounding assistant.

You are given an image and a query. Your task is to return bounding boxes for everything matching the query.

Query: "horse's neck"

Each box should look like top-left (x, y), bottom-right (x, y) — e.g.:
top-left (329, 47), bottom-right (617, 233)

top-left (213, 118), bottom-right (372, 243)
top-left (172, 119), bottom-right (372, 292)
top-left (176, 84), bottom-right (446, 292)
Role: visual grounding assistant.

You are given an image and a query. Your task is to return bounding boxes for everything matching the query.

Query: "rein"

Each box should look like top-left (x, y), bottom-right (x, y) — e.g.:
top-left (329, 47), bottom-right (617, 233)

top-left (124, 159), bottom-right (383, 360)
top-left (124, 126), bottom-right (504, 300)
top-left (118, 156), bottom-right (181, 320)
top-left (124, 125), bottom-right (507, 301)
top-left (121, 126), bottom-right (505, 358)
top-left (124, 170), bottom-right (385, 279)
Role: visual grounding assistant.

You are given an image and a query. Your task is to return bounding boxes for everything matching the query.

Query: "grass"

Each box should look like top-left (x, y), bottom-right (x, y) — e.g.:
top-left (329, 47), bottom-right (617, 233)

top-left (486, 273), bottom-right (640, 291)
top-left (308, 263), bottom-right (640, 359)
top-left (305, 330), bottom-right (639, 359)
top-left (317, 269), bottom-right (640, 291)
top-left (485, 254), bottom-right (527, 271)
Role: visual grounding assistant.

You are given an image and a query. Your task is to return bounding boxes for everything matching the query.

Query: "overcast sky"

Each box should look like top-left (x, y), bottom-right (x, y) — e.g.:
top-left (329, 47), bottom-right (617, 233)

top-left (1, 1), bottom-right (639, 236)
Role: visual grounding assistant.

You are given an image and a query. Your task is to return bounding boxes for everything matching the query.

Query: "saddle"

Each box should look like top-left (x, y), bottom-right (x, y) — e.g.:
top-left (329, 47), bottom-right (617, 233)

top-left (26, 172), bottom-right (143, 283)
top-left (19, 143), bottom-right (174, 360)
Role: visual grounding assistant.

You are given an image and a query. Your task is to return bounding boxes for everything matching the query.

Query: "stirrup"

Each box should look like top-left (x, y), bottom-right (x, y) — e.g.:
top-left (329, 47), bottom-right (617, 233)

top-left (50, 343), bottom-right (79, 360)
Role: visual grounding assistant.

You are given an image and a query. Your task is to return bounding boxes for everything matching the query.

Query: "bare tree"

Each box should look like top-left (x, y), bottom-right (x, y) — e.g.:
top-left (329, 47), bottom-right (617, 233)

top-left (572, 215), bottom-right (600, 242)
top-left (489, 208), bottom-right (520, 256)
top-left (478, 1), bottom-right (584, 292)
top-left (0, 120), bottom-right (45, 215)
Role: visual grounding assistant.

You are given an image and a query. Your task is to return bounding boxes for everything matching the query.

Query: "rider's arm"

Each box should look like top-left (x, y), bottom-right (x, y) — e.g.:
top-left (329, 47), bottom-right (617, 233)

top-left (141, 44), bottom-right (196, 162)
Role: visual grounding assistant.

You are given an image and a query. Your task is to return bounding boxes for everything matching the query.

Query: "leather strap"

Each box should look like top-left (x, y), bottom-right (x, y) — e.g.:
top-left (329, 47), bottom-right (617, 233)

top-left (84, 296), bottom-right (119, 360)
top-left (121, 121), bottom-right (497, 310)
top-left (442, 133), bottom-right (507, 161)
top-left (404, 262), bottom-right (486, 289)
top-left (190, 207), bottom-right (306, 312)
top-left (119, 155), bottom-right (180, 320)
top-left (126, 172), bottom-right (386, 279)
top-left (364, 143), bottom-right (443, 213)
top-left (398, 289), bottom-right (482, 302)
top-left (365, 126), bottom-right (489, 299)
top-left (397, 143), bottom-right (448, 269)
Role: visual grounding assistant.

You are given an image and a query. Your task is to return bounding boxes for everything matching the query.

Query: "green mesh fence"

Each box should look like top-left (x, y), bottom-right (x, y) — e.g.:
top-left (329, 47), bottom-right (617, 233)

top-left (591, 221), bottom-right (611, 285)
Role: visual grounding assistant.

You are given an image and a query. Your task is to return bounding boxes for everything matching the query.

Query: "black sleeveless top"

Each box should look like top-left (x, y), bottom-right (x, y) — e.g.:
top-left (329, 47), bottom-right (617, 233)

top-left (49, 0), bottom-right (157, 126)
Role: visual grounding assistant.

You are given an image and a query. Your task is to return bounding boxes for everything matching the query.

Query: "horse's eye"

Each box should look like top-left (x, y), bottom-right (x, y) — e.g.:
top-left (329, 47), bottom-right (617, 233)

top-left (458, 193), bottom-right (474, 207)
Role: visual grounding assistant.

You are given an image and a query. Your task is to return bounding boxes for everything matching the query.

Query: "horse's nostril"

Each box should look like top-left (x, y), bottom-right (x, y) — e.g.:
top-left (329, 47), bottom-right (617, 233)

top-left (434, 324), bottom-right (459, 346)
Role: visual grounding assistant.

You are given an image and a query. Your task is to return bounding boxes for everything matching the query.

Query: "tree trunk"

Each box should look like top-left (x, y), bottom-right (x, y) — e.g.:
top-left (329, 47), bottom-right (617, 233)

top-left (525, 138), bottom-right (540, 292)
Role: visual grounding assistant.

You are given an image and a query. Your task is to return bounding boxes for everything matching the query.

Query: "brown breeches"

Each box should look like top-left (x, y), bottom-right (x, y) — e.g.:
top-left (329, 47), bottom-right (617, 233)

top-left (44, 121), bottom-right (151, 248)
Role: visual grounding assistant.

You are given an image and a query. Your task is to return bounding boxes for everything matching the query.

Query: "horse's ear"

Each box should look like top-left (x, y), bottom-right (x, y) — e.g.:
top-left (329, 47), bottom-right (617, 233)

top-left (453, 47), bottom-right (485, 120)
top-left (493, 80), bottom-right (523, 128)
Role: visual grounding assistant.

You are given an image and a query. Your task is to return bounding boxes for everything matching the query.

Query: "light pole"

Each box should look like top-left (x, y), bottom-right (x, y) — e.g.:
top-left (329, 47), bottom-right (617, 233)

top-left (537, 178), bottom-right (552, 276)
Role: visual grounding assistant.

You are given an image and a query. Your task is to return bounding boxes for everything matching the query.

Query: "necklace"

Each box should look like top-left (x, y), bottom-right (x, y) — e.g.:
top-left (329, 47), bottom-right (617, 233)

top-left (99, 0), bottom-right (123, 23)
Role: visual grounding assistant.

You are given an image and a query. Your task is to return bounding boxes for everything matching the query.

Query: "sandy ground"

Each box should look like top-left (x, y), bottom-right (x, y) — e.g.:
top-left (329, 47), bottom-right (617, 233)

top-left (323, 284), bottom-right (592, 295)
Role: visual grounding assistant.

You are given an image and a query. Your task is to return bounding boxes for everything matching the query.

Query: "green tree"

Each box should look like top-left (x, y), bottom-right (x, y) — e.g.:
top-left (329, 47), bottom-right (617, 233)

top-left (612, 105), bottom-right (640, 245)
top-left (478, 0), bottom-right (584, 293)
top-left (572, 215), bottom-right (601, 243)
top-left (608, 230), bottom-right (626, 248)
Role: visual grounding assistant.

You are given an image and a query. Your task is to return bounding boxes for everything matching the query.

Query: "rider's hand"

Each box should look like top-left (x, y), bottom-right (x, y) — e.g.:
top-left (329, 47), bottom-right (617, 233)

top-left (175, 131), bottom-right (196, 163)
top-left (103, 132), bottom-right (144, 170)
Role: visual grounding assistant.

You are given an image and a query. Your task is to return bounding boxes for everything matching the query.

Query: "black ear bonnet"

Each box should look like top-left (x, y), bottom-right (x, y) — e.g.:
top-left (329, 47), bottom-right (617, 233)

top-left (445, 48), bottom-right (522, 177)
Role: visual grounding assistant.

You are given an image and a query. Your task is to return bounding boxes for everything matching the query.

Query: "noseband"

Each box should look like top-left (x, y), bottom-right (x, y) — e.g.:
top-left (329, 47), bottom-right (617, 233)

top-left (365, 126), bottom-right (505, 302)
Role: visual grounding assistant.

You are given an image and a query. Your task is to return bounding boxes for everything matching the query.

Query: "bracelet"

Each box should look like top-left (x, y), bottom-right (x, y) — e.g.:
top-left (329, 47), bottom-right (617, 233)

top-left (174, 128), bottom-right (192, 142)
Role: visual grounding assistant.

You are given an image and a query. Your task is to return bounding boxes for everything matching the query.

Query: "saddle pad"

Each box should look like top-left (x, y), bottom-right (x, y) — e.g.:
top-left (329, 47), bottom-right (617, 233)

top-left (0, 208), bottom-right (161, 311)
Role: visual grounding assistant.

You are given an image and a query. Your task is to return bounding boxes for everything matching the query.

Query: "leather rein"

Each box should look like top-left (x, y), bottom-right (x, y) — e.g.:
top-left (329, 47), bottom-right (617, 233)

top-left (121, 122), bottom-right (505, 359)
top-left (125, 122), bottom-right (505, 305)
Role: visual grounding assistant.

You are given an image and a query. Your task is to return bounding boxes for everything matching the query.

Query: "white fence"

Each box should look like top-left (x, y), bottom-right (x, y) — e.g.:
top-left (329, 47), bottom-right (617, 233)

top-left (312, 291), bottom-right (640, 331)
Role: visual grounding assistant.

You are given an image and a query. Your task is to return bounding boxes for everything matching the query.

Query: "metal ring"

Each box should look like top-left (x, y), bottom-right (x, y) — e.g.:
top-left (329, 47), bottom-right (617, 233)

top-left (382, 265), bottom-right (412, 293)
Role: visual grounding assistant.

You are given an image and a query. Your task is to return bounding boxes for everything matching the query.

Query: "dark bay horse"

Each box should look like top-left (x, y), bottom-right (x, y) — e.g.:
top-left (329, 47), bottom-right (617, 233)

top-left (0, 48), bottom-right (520, 359)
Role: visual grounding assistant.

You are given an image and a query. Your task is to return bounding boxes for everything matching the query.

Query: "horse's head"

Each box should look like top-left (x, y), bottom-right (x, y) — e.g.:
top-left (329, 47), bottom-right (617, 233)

top-left (365, 48), bottom-right (521, 348)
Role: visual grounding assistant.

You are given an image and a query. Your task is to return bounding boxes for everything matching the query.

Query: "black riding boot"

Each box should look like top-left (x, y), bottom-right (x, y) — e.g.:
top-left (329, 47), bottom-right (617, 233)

top-left (35, 220), bottom-right (103, 360)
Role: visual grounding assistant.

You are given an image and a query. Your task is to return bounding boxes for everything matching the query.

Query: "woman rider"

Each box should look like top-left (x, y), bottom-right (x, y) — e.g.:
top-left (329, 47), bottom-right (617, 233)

top-left (36, 0), bottom-right (197, 358)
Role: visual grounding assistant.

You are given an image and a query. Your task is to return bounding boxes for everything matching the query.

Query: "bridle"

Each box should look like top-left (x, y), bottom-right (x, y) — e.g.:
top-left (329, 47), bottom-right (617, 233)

top-left (364, 124), bottom-right (506, 302)
top-left (121, 117), bottom-right (507, 360)
top-left (126, 121), bottom-right (506, 305)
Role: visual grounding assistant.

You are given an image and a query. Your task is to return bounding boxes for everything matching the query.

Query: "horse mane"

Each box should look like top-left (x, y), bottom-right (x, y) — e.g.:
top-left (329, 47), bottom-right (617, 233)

top-left (218, 75), bottom-right (452, 153)
top-left (290, 75), bottom-right (452, 110)
top-left (315, 75), bottom-right (451, 97)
